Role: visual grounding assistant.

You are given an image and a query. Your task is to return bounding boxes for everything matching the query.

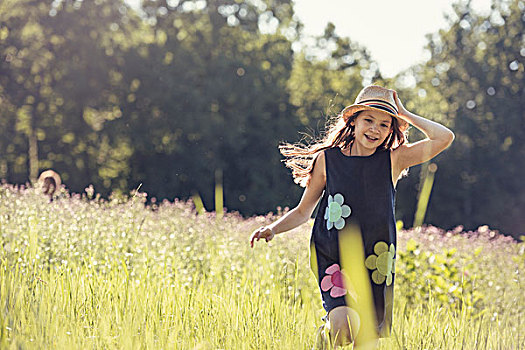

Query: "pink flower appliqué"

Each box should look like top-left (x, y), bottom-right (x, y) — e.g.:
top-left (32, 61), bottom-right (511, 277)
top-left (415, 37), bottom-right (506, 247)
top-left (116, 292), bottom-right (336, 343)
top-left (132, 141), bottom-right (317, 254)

top-left (321, 264), bottom-right (347, 298)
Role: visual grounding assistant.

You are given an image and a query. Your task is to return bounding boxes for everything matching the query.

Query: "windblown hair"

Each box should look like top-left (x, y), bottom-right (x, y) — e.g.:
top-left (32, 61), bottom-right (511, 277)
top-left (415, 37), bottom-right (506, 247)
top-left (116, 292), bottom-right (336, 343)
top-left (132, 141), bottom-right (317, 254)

top-left (279, 111), bottom-right (408, 187)
top-left (42, 177), bottom-right (57, 195)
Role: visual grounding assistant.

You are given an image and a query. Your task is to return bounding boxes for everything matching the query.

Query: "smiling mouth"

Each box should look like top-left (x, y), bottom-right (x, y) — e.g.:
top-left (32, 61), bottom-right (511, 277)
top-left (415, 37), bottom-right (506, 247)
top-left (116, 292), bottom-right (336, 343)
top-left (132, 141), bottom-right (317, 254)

top-left (365, 135), bottom-right (379, 142)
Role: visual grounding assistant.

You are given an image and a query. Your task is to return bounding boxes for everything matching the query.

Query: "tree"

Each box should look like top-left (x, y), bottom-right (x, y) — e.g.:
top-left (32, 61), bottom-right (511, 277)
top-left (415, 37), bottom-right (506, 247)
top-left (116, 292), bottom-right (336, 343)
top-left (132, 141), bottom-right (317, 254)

top-left (115, 0), bottom-right (301, 213)
top-left (0, 0), bottom-right (141, 192)
top-left (404, 0), bottom-right (524, 236)
top-left (287, 23), bottom-right (380, 131)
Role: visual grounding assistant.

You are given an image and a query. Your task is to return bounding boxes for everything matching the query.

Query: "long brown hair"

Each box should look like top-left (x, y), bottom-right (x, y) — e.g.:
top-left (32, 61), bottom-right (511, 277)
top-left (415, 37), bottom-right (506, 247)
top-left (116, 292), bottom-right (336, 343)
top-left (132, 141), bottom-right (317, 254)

top-left (279, 111), bottom-right (408, 187)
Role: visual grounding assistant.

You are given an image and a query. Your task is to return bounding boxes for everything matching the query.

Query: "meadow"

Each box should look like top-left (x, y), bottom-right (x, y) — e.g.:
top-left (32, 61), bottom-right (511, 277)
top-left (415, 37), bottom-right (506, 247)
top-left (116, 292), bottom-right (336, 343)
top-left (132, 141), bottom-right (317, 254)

top-left (0, 184), bottom-right (523, 349)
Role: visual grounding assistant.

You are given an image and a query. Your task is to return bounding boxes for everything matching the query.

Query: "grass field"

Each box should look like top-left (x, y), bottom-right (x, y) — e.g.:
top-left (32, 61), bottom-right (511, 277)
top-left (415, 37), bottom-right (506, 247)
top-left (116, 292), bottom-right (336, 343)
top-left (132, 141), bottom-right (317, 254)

top-left (1, 184), bottom-right (523, 349)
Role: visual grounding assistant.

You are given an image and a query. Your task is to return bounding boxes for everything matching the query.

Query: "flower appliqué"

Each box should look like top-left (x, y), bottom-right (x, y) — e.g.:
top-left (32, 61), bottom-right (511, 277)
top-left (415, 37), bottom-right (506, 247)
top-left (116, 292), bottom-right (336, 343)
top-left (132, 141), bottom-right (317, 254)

top-left (365, 242), bottom-right (396, 285)
top-left (324, 193), bottom-right (351, 230)
top-left (321, 263), bottom-right (347, 298)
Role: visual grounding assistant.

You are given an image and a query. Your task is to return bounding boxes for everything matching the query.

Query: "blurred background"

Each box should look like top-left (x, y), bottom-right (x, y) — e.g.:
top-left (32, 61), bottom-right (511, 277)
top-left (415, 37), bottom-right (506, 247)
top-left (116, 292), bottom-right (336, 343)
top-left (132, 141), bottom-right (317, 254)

top-left (0, 0), bottom-right (523, 237)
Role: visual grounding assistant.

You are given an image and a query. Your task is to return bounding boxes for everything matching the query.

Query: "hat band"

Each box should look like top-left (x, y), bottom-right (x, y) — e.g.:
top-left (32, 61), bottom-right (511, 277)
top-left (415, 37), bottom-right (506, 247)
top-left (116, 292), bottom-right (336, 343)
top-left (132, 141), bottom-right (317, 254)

top-left (359, 99), bottom-right (398, 115)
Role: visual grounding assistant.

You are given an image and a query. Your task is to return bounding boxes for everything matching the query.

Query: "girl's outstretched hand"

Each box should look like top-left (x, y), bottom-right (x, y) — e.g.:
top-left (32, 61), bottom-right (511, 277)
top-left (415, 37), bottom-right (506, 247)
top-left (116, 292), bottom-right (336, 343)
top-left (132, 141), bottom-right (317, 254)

top-left (250, 226), bottom-right (275, 248)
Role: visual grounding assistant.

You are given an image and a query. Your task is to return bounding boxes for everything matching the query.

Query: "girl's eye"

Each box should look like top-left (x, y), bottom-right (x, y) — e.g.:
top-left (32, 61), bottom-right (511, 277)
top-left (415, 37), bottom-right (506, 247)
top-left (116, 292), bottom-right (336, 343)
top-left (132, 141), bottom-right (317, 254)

top-left (365, 119), bottom-right (372, 123)
top-left (381, 124), bottom-right (388, 128)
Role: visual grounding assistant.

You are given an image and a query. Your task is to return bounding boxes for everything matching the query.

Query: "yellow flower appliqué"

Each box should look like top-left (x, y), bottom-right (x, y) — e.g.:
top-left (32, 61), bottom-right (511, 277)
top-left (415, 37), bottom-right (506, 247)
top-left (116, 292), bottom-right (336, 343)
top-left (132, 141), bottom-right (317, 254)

top-left (365, 242), bottom-right (396, 285)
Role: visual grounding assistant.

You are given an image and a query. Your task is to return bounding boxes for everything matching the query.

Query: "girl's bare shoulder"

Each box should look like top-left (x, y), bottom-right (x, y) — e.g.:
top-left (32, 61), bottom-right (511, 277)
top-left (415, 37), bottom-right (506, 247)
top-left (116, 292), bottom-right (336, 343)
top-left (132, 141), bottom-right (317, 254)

top-left (310, 150), bottom-right (327, 181)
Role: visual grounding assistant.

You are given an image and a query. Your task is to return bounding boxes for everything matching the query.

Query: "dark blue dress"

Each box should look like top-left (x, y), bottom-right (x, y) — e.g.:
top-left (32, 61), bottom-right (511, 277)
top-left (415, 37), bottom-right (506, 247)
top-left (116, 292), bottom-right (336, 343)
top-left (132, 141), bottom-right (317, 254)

top-left (310, 147), bottom-right (396, 337)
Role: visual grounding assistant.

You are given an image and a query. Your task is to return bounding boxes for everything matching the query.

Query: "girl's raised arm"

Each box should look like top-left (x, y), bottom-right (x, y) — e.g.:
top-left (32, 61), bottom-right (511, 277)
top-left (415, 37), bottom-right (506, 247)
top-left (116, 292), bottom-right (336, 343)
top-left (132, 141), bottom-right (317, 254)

top-left (391, 91), bottom-right (455, 182)
top-left (250, 151), bottom-right (327, 247)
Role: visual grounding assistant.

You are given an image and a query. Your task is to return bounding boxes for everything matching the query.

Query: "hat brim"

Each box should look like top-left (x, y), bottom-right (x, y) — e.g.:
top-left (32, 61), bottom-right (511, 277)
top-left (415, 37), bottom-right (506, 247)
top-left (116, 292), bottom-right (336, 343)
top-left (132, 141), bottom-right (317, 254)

top-left (38, 170), bottom-right (62, 189)
top-left (342, 105), bottom-right (409, 132)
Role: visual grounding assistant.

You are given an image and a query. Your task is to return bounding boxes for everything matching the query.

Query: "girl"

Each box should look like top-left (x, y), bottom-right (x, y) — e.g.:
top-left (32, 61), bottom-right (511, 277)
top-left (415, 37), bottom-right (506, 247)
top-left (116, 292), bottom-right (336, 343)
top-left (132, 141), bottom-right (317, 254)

top-left (249, 85), bottom-right (454, 348)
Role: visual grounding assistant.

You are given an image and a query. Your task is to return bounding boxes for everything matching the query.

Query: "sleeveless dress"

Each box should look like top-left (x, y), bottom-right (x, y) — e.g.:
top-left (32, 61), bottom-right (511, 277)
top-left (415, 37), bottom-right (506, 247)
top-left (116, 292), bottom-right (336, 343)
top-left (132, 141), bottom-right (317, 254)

top-left (310, 147), bottom-right (396, 337)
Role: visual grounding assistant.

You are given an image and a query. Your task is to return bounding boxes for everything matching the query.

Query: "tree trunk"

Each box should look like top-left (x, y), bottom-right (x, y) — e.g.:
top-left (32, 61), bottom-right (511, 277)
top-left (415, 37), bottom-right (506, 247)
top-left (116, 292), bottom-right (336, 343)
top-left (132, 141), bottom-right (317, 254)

top-left (29, 129), bottom-right (38, 183)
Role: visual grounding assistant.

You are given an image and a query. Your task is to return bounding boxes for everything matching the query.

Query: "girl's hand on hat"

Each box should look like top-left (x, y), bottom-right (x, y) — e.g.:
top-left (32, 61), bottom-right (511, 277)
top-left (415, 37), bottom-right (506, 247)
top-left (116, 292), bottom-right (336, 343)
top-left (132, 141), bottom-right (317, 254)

top-left (392, 90), bottom-right (410, 119)
top-left (250, 226), bottom-right (275, 248)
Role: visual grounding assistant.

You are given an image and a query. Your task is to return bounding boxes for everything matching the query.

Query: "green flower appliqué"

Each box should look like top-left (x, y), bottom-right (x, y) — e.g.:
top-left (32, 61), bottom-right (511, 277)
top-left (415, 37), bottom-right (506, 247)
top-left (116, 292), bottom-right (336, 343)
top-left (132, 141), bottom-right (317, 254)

top-left (324, 193), bottom-right (351, 230)
top-left (365, 242), bottom-right (396, 286)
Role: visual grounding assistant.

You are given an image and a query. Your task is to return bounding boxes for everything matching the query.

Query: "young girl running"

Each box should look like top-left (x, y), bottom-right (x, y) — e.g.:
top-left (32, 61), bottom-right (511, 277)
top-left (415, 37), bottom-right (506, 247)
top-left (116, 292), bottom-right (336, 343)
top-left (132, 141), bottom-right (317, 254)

top-left (249, 85), bottom-right (454, 348)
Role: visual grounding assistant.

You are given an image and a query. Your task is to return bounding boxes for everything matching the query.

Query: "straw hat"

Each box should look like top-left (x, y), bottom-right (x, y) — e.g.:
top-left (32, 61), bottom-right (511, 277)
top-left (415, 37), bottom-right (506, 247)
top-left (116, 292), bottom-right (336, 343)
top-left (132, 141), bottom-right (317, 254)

top-left (341, 85), bottom-right (409, 131)
top-left (38, 169), bottom-right (62, 195)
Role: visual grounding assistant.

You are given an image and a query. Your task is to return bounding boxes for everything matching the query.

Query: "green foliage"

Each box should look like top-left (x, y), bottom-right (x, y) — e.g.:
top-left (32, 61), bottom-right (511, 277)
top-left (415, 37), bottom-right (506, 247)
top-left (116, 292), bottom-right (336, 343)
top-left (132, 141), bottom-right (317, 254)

top-left (401, 0), bottom-right (525, 235)
top-left (397, 238), bottom-right (484, 313)
top-left (0, 186), bottom-right (524, 348)
top-left (123, 8), bottom-right (300, 213)
top-left (0, 0), bottom-right (377, 219)
top-left (513, 237), bottom-right (525, 269)
top-left (0, 0), bottom-right (139, 188)
top-left (287, 24), bottom-right (377, 128)
top-left (0, 0), bottom-right (523, 235)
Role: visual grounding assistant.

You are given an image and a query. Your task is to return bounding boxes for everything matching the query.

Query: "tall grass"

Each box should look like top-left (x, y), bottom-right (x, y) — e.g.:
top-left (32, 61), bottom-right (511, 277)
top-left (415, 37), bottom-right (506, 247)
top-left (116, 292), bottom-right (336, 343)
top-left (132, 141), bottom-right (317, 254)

top-left (0, 184), bottom-right (523, 349)
top-left (413, 162), bottom-right (437, 228)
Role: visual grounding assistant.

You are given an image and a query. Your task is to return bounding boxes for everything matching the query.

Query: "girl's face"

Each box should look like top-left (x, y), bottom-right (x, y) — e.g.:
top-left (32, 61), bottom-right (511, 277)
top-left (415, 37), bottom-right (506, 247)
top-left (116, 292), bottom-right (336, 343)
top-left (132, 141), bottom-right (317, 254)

top-left (351, 110), bottom-right (393, 151)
